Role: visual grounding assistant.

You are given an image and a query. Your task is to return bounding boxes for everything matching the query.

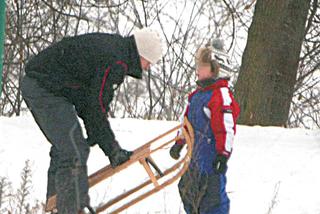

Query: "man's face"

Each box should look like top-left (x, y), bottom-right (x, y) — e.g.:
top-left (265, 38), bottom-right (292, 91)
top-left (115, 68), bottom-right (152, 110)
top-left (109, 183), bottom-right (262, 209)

top-left (140, 57), bottom-right (151, 71)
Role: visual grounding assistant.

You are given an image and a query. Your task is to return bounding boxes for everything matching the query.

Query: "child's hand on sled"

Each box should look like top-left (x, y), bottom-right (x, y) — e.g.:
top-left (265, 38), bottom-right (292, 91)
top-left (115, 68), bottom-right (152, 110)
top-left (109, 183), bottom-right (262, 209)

top-left (169, 143), bottom-right (184, 160)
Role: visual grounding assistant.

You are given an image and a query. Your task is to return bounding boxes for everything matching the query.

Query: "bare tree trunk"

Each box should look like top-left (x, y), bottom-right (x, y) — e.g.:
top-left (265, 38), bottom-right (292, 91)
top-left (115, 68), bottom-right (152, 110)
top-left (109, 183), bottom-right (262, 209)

top-left (234, 0), bottom-right (311, 126)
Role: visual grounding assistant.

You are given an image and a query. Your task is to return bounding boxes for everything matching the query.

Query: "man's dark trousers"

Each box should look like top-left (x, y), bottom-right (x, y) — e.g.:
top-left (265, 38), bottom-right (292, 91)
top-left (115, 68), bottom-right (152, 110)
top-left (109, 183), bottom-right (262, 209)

top-left (21, 75), bottom-right (90, 214)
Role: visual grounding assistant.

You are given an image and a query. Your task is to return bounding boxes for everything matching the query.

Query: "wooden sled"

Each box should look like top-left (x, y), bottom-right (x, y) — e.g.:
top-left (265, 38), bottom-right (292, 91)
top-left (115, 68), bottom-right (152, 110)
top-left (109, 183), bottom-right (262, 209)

top-left (46, 118), bottom-right (194, 213)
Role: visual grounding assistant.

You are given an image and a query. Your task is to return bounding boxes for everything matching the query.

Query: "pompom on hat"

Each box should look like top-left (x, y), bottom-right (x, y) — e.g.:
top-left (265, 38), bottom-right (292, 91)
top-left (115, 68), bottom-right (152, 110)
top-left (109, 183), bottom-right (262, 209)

top-left (133, 28), bottom-right (163, 64)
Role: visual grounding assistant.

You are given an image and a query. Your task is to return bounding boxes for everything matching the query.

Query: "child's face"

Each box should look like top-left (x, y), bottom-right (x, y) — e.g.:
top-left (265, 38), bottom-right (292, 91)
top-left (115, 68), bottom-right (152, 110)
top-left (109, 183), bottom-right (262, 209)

top-left (196, 65), bottom-right (213, 81)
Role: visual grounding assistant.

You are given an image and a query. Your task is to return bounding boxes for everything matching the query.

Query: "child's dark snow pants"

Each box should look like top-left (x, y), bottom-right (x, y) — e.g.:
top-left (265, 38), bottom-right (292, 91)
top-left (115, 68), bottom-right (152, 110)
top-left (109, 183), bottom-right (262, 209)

top-left (178, 168), bottom-right (230, 214)
top-left (21, 75), bottom-right (90, 214)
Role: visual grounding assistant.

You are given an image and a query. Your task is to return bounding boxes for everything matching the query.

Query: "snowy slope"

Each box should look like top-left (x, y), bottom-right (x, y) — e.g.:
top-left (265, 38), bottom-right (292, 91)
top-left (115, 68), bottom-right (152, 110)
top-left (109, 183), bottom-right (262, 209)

top-left (0, 114), bottom-right (320, 214)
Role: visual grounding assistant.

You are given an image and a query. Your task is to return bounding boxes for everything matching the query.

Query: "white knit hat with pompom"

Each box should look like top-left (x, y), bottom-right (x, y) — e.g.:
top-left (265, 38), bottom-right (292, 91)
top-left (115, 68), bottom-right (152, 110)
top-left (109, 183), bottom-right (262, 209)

top-left (133, 28), bottom-right (163, 64)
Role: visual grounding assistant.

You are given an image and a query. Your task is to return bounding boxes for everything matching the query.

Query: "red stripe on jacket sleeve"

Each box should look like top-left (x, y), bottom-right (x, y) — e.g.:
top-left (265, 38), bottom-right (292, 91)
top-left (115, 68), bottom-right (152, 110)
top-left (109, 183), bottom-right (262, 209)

top-left (99, 66), bottom-right (111, 113)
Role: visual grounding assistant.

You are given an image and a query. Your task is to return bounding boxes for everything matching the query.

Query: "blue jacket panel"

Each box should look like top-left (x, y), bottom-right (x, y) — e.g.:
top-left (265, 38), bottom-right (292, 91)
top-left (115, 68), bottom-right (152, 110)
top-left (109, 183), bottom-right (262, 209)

top-left (188, 89), bottom-right (217, 174)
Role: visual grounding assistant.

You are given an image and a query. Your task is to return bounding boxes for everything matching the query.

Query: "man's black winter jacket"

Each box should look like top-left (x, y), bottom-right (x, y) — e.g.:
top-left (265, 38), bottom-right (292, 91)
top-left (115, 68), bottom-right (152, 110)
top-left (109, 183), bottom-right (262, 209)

top-left (25, 33), bottom-right (143, 155)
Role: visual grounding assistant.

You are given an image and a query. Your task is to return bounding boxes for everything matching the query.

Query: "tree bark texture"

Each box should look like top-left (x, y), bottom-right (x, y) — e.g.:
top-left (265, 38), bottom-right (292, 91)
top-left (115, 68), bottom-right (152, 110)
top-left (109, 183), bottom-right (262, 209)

top-left (234, 0), bottom-right (311, 126)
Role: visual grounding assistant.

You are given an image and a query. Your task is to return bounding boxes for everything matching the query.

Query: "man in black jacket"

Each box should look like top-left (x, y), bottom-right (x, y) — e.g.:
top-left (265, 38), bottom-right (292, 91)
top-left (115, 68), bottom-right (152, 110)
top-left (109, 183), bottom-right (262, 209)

top-left (21, 28), bottom-right (162, 214)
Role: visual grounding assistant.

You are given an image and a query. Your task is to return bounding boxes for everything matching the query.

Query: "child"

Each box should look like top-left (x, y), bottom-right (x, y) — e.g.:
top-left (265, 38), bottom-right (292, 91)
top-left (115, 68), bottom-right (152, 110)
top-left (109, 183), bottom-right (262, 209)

top-left (170, 46), bottom-right (240, 214)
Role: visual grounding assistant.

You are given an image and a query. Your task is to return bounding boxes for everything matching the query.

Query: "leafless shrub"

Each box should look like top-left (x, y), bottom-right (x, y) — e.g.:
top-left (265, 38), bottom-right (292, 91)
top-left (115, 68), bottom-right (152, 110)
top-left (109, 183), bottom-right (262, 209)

top-left (1, 160), bottom-right (44, 214)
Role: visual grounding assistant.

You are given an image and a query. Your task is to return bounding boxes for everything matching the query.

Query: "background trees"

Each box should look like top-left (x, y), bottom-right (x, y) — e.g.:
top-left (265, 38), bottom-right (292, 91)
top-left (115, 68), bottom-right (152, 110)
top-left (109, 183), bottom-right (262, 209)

top-left (0, 0), bottom-right (319, 128)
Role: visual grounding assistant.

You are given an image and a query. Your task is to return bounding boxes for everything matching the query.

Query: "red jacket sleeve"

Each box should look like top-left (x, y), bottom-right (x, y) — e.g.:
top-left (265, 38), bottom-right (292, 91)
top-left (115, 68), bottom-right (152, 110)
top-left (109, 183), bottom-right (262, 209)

top-left (208, 87), bottom-right (240, 157)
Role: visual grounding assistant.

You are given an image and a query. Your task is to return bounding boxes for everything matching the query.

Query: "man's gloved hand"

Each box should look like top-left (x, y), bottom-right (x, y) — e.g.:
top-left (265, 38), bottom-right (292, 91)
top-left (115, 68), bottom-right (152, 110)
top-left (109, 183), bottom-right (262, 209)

top-left (169, 143), bottom-right (184, 160)
top-left (213, 154), bottom-right (229, 174)
top-left (109, 149), bottom-right (132, 168)
top-left (108, 141), bottom-right (133, 168)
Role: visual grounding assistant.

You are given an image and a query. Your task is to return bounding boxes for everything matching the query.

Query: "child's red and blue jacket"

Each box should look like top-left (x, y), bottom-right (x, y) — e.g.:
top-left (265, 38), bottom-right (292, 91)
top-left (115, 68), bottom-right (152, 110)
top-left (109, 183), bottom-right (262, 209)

top-left (178, 78), bottom-right (240, 173)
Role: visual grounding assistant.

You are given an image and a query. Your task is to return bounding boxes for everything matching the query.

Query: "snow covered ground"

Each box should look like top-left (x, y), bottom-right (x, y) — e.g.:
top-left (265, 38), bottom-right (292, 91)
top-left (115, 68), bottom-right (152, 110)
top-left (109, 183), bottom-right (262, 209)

top-left (0, 114), bottom-right (320, 214)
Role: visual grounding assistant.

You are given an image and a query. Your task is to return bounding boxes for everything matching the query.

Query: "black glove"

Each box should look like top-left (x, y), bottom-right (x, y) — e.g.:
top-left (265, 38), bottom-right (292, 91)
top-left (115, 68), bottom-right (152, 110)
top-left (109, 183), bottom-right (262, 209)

top-left (108, 141), bottom-right (133, 168)
top-left (169, 144), bottom-right (184, 160)
top-left (109, 149), bottom-right (133, 168)
top-left (213, 154), bottom-right (228, 174)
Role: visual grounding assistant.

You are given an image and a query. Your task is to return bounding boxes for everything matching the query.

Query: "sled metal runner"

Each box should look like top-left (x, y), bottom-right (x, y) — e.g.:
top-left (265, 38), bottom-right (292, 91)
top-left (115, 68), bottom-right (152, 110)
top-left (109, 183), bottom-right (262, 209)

top-left (46, 118), bottom-right (194, 213)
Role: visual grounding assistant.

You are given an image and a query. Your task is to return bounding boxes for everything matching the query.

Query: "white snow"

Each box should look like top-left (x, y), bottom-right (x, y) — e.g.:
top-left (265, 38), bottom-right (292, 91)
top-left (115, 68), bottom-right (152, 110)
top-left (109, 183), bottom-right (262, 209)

top-left (0, 114), bottom-right (320, 214)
